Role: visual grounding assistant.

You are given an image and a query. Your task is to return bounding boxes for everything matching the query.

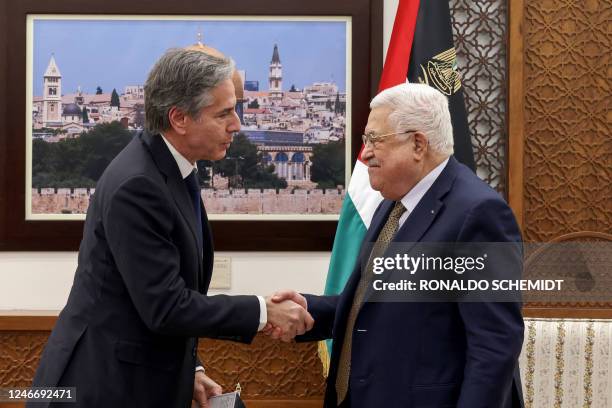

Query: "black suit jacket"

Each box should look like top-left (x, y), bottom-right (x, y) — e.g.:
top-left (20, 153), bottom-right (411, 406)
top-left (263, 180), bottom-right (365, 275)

top-left (29, 131), bottom-right (260, 408)
top-left (301, 157), bottom-right (525, 408)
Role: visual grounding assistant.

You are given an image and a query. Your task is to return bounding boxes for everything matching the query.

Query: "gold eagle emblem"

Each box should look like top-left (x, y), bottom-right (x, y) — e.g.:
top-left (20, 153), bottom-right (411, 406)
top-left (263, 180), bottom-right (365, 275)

top-left (418, 47), bottom-right (462, 96)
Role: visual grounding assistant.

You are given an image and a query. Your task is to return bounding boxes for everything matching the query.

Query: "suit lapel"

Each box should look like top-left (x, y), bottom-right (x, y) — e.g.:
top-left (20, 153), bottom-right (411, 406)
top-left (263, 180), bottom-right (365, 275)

top-left (200, 202), bottom-right (214, 292)
top-left (394, 157), bottom-right (458, 244)
top-left (141, 131), bottom-right (204, 287)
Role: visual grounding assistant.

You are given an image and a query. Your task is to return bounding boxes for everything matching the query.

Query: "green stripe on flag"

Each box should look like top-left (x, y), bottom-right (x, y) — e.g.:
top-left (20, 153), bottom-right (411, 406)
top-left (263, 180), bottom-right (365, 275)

top-left (319, 194), bottom-right (367, 376)
top-left (324, 194), bottom-right (367, 295)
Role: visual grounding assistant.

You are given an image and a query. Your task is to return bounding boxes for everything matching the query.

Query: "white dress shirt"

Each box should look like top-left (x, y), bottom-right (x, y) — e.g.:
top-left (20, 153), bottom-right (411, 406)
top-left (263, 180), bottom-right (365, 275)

top-left (398, 157), bottom-right (449, 228)
top-left (159, 135), bottom-right (267, 342)
top-left (161, 134), bottom-right (198, 179)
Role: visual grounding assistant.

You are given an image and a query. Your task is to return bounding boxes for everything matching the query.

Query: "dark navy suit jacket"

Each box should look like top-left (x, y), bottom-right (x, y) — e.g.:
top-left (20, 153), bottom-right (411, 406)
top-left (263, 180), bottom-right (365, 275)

top-left (29, 131), bottom-right (260, 408)
top-left (301, 157), bottom-right (525, 408)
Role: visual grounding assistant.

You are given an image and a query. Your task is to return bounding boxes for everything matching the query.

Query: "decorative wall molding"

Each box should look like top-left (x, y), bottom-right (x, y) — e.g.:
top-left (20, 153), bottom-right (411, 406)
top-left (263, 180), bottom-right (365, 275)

top-left (0, 315), bottom-right (325, 404)
top-left (450, 0), bottom-right (508, 194)
top-left (509, 0), bottom-right (612, 241)
top-left (197, 335), bottom-right (326, 399)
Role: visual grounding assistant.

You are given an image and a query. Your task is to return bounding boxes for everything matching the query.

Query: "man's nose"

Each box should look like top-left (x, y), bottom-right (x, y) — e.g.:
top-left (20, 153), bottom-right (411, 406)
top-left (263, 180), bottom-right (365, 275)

top-left (229, 110), bottom-right (241, 132)
top-left (362, 143), bottom-right (374, 160)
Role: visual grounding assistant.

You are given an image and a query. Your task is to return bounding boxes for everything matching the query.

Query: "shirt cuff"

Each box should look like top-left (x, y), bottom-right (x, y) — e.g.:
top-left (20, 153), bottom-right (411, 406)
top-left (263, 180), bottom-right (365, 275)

top-left (256, 295), bottom-right (267, 331)
top-left (195, 366), bottom-right (205, 373)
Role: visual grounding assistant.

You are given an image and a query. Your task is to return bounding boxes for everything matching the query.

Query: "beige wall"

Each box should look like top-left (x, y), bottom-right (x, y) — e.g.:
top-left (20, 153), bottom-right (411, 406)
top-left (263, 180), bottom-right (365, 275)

top-left (0, 252), bottom-right (331, 309)
top-left (0, 0), bottom-right (399, 311)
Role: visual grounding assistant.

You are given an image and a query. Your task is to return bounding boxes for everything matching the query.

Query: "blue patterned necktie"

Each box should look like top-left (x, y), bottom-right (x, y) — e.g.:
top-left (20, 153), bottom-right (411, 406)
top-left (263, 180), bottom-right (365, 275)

top-left (184, 170), bottom-right (203, 253)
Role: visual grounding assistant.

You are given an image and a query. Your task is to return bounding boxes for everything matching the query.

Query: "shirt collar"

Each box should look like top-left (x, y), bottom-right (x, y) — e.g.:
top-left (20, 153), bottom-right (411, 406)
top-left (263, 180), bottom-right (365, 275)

top-left (160, 133), bottom-right (198, 180)
top-left (400, 157), bottom-right (449, 214)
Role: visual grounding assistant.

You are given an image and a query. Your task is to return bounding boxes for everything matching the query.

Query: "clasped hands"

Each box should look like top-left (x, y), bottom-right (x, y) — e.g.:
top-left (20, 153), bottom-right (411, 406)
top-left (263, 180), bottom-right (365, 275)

top-left (192, 291), bottom-right (311, 407)
top-left (263, 290), bottom-right (313, 342)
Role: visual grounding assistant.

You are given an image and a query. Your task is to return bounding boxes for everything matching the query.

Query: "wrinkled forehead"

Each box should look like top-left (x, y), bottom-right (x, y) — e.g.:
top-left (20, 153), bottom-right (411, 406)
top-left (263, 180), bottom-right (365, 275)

top-left (365, 106), bottom-right (394, 133)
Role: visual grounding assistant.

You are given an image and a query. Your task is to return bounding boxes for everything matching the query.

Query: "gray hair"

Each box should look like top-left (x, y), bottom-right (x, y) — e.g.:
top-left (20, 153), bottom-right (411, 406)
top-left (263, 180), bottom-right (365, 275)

top-left (144, 48), bottom-right (235, 133)
top-left (370, 83), bottom-right (454, 156)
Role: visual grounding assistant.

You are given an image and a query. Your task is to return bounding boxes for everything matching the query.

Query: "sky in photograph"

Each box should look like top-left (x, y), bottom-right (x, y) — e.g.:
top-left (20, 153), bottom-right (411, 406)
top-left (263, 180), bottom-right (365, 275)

top-left (32, 18), bottom-right (347, 96)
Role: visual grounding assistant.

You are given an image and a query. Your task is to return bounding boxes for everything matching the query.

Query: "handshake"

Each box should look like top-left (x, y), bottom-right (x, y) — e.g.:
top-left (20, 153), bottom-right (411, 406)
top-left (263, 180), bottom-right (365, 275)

top-left (264, 290), bottom-right (313, 342)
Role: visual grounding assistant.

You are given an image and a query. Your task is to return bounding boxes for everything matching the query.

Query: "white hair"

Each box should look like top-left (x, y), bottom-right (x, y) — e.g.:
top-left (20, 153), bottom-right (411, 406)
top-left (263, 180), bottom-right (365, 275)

top-left (370, 83), bottom-right (454, 156)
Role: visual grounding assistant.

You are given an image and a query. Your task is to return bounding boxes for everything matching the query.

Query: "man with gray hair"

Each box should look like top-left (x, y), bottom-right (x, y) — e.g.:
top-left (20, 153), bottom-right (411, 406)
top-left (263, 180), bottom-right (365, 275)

top-left (29, 48), bottom-right (313, 408)
top-left (271, 83), bottom-right (524, 407)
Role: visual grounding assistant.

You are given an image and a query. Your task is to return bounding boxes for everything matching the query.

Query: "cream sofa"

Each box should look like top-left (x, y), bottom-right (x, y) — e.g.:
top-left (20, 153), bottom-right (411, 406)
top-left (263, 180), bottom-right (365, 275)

top-left (520, 318), bottom-right (612, 408)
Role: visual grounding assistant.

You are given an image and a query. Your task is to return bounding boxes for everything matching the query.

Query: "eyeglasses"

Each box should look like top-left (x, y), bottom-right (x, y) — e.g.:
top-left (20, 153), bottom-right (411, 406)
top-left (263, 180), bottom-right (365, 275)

top-left (361, 130), bottom-right (417, 148)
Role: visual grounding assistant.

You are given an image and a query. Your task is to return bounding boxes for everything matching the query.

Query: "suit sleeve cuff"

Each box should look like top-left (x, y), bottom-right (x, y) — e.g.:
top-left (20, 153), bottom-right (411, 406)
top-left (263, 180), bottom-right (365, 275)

top-left (257, 295), bottom-right (267, 331)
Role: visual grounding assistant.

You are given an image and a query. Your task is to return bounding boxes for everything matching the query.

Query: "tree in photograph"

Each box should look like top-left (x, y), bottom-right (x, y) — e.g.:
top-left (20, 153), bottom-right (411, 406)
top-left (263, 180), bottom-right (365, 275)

top-left (79, 122), bottom-right (132, 181)
top-left (110, 89), bottom-right (120, 108)
top-left (289, 84), bottom-right (297, 92)
top-left (82, 107), bottom-right (89, 123)
top-left (31, 139), bottom-right (53, 187)
top-left (133, 104), bottom-right (145, 129)
top-left (31, 137), bottom-right (93, 188)
top-left (310, 140), bottom-right (345, 189)
top-left (247, 99), bottom-right (260, 109)
top-left (50, 137), bottom-right (87, 181)
top-left (31, 121), bottom-right (133, 188)
top-left (96, 86), bottom-right (103, 95)
top-left (213, 134), bottom-right (255, 185)
top-left (244, 165), bottom-right (287, 189)
top-left (213, 133), bottom-right (287, 189)
top-left (334, 92), bottom-right (345, 115)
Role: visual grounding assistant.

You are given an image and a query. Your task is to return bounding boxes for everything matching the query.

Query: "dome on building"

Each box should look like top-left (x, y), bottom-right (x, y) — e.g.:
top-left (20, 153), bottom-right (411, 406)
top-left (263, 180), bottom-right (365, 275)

top-left (275, 152), bottom-right (288, 162)
top-left (291, 152), bottom-right (305, 162)
top-left (62, 103), bottom-right (81, 115)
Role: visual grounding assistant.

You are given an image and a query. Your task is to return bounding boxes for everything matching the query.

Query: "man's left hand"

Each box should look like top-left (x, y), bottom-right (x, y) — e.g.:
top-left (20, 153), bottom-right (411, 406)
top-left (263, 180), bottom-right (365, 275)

top-left (192, 371), bottom-right (223, 408)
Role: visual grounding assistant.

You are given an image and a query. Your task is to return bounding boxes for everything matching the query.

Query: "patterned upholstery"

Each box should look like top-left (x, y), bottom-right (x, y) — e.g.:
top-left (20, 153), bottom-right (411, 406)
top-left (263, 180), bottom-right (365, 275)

top-left (520, 318), bottom-right (612, 408)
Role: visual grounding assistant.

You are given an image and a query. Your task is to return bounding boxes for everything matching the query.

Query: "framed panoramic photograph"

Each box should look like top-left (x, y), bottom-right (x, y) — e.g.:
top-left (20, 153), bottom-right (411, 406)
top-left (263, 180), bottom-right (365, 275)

top-left (0, 0), bottom-right (383, 251)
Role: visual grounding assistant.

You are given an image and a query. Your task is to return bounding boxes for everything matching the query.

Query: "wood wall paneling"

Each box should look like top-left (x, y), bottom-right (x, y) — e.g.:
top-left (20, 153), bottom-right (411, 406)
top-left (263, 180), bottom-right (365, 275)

top-left (0, 315), bottom-right (326, 406)
top-left (508, 0), bottom-right (612, 312)
top-left (507, 0), bottom-right (525, 229)
top-left (520, 0), bottom-right (612, 241)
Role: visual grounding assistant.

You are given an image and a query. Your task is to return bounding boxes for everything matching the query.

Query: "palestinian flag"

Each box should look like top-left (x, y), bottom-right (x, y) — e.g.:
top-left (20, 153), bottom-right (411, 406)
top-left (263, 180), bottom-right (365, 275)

top-left (318, 0), bottom-right (475, 374)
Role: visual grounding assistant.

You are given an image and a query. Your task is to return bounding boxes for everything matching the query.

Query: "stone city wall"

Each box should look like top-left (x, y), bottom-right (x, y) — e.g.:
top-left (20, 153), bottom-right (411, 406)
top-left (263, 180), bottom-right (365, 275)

top-left (31, 188), bottom-right (345, 215)
top-left (31, 188), bottom-right (92, 214)
top-left (202, 188), bottom-right (344, 214)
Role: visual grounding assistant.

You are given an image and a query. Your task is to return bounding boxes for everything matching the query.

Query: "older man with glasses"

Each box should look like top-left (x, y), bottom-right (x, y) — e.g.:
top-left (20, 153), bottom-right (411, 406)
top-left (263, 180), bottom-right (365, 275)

top-left (270, 83), bottom-right (525, 408)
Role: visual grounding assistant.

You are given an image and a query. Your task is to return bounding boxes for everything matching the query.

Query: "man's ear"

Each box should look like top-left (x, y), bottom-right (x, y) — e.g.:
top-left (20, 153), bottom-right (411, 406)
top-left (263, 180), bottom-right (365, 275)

top-left (168, 106), bottom-right (188, 135)
top-left (413, 132), bottom-right (429, 160)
